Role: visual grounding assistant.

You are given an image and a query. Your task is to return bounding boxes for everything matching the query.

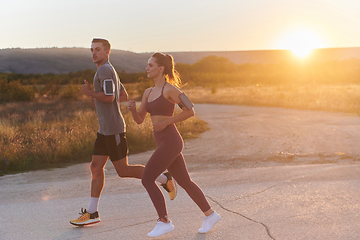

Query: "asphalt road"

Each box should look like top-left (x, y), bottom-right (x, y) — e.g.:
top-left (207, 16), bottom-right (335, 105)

top-left (1, 104), bottom-right (360, 239)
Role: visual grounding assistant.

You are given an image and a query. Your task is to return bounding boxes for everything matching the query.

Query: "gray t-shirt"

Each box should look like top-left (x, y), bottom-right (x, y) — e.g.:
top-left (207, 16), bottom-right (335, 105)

top-left (93, 61), bottom-right (125, 135)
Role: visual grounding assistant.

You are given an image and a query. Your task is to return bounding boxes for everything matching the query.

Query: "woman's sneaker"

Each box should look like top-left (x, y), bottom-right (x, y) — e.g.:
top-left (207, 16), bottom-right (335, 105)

top-left (161, 172), bottom-right (177, 200)
top-left (147, 220), bottom-right (175, 237)
top-left (70, 208), bottom-right (100, 226)
top-left (198, 211), bottom-right (221, 233)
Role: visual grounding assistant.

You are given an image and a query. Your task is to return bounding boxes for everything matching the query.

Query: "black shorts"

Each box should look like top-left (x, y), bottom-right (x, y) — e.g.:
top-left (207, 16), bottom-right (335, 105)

top-left (93, 132), bottom-right (128, 161)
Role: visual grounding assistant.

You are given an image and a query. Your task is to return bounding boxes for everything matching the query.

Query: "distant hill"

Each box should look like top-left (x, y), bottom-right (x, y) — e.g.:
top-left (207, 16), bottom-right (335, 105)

top-left (1, 47), bottom-right (360, 74)
top-left (0, 48), bottom-right (151, 74)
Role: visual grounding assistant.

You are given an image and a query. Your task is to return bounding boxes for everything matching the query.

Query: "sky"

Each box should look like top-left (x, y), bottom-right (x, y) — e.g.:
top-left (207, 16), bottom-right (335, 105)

top-left (2, 0), bottom-right (360, 54)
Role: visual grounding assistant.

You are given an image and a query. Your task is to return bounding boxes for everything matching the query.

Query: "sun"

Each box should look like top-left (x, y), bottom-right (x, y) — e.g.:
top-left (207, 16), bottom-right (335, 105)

top-left (277, 28), bottom-right (323, 58)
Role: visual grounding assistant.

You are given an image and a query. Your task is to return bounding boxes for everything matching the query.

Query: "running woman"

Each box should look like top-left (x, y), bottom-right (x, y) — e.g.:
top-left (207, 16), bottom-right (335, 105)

top-left (70, 39), bottom-right (176, 226)
top-left (128, 53), bottom-right (221, 237)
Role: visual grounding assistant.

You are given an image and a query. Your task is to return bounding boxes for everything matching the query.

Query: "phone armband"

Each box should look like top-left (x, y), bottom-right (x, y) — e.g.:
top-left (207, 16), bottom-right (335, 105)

top-left (178, 92), bottom-right (194, 110)
top-left (103, 79), bottom-right (115, 95)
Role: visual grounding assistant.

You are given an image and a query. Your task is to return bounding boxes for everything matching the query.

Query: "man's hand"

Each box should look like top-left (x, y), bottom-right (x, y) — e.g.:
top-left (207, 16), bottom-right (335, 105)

top-left (81, 80), bottom-right (93, 96)
top-left (91, 97), bottom-right (95, 107)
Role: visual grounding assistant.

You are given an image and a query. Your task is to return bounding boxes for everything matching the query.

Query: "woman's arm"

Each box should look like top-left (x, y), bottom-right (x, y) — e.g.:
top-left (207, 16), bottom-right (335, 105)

top-left (127, 88), bottom-right (150, 124)
top-left (168, 86), bottom-right (195, 123)
top-left (152, 86), bottom-right (195, 132)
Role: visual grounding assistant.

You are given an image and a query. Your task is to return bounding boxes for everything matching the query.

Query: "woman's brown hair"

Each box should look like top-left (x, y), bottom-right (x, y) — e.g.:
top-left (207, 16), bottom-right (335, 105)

top-left (152, 52), bottom-right (182, 88)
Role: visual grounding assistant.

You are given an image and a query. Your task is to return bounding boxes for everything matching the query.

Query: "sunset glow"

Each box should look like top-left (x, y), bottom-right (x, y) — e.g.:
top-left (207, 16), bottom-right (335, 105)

top-left (277, 28), bottom-right (324, 58)
top-left (2, 1), bottom-right (360, 53)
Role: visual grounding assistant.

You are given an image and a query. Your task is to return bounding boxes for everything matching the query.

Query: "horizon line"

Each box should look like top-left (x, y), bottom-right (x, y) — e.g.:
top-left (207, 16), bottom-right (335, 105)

top-left (1, 46), bottom-right (360, 53)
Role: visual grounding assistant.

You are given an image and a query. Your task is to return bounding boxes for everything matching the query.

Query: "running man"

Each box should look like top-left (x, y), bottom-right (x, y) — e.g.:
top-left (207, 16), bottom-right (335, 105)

top-left (70, 38), bottom-right (176, 226)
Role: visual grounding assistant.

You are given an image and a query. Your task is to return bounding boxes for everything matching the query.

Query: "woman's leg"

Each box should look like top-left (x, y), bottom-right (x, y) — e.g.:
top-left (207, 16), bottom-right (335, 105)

top-left (168, 153), bottom-right (221, 234)
top-left (144, 152), bottom-right (177, 238)
top-left (167, 153), bottom-right (211, 213)
top-left (141, 141), bottom-right (181, 220)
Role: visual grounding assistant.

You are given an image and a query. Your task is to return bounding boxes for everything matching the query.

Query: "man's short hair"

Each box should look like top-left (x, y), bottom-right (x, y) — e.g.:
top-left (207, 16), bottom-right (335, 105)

top-left (92, 38), bottom-right (111, 50)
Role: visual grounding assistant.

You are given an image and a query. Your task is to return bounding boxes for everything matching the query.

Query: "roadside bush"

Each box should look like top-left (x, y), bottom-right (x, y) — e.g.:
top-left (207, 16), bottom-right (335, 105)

top-left (61, 85), bottom-right (81, 100)
top-left (136, 78), bottom-right (153, 96)
top-left (39, 83), bottom-right (61, 97)
top-left (0, 80), bottom-right (35, 103)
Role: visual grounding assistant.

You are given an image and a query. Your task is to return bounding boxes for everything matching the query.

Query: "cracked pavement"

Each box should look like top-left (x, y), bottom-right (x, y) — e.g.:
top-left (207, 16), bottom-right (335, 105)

top-left (1, 104), bottom-right (360, 239)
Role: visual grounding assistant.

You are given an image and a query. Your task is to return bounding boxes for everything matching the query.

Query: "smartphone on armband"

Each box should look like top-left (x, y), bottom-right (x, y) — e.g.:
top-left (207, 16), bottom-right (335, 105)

top-left (103, 79), bottom-right (115, 95)
top-left (179, 92), bottom-right (194, 110)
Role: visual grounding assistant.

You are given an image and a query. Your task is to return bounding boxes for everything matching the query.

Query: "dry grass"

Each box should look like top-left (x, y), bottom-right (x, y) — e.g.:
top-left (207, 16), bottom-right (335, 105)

top-left (0, 100), bottom-right (97, 173)
top-left (186, 84), bottom-right (360, 114)
top-left (3, 83), bottom-right (358, 174)
top-left (0, 99), bottom-right (208, 174)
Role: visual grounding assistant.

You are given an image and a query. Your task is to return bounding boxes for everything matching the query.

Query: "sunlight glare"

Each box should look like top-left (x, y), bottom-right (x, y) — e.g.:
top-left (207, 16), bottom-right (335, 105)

top-left (278, 28), bottom-right (323, 58)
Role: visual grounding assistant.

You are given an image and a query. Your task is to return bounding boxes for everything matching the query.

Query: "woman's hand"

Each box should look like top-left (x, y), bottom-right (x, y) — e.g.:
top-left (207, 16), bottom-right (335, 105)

top-left (153, 119), bottom-right (170, 132)
top-left (128, 100), bottom-right (137, 112)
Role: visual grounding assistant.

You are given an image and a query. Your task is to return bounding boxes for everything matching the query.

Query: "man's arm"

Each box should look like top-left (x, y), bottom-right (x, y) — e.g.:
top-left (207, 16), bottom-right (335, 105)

top-left (81, 79), bottom-right (114, 102)
top-left (119, 88), bottom-right (128, 102)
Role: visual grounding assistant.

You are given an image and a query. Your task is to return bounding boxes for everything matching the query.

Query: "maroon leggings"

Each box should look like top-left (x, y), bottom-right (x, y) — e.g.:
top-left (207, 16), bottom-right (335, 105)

top-left (141, 123), bottom-right (211, 219)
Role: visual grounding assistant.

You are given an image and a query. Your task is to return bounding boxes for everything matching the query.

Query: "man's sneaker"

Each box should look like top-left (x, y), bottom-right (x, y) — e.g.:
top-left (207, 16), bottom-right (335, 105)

top-left (147, 220), bottom-right (175, 237)
top-left (198, 211), bottom-right (221, 233)
top-left (161, 172), bottom-right (177, 200)
top-left (70, 208), bottom-right (100, 226)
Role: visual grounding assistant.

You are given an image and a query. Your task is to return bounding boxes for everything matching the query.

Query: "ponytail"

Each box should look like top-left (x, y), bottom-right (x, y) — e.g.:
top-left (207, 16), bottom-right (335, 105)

top-left (152, 52), bottom-right (182, 88)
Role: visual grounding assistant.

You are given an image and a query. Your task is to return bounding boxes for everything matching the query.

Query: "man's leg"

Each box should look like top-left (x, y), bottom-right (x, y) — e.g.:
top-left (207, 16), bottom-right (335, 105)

top-left (112, 156), bottom-right (143, 179)
top-left (112, 157), bottom-right (176, 200)
top-left (90, 155), bottom-right (109, 197)
top-left (109, 133), bottom-right (171, 187)
top-left (70, 155), bottom-right (107, 226)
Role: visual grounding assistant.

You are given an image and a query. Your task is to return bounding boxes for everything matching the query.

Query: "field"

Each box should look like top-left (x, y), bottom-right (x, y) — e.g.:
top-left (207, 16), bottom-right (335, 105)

top-left (0, 96), bottom-right (208, 175)
top-left (2, 83), bottom-right (360, 175)
top-left (186, 84), bottom-right (360, 115)
top-left (2, 81), bottom-right (360, 175)
top-left (2, 54), bottom-right (360, 175)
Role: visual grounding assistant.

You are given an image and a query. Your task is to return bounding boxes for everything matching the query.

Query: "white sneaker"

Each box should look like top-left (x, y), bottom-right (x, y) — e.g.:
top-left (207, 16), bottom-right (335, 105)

top-left (147, 220), bottom-right (174, 237)
top-left (198, 211), bottom-right (221, 233)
